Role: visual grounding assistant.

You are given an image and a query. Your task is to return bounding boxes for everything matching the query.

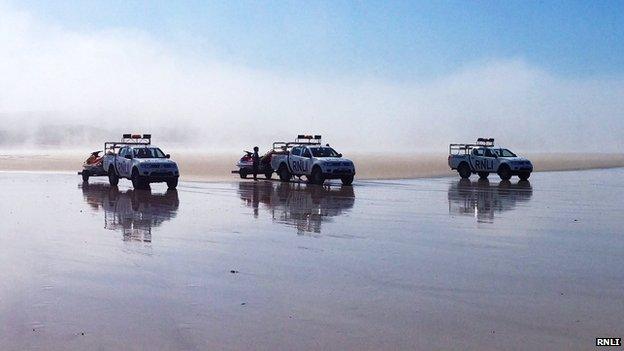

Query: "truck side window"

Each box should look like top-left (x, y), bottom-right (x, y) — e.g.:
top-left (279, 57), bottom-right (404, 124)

top-left (302, 148), bottom-right (311, 158)
top-left (472, 148), bottom-right (484, 156)
top-left (119, 148), bottom-right (126, 157)
top-left (484, 149), bottom-right (495, 158)
top-left (291, 147), bottom-right (301, 156)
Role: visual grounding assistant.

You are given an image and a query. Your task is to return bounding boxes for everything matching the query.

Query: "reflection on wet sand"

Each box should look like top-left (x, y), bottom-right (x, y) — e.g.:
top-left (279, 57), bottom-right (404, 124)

top-left (80, 183), bottom-right (179, 242)
top-left (238, 181), bottom-right (355, 234)
top-left (448, 179), bottom-right (533, 223)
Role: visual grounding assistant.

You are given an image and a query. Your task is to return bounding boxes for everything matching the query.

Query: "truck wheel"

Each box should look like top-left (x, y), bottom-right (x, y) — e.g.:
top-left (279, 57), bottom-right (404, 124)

top-left (278, 164), bottom-right (291, 182)
top-left (341, 175), bottom-right (354, 186)
top-left (458, 163), bottom-right (471, 179)
top-left (131, 169), bottom-right (148, 189)
top-left (108, 166), bottom-right (119, 186)
top-left (167, 178), bottom-right (178, 189)
top-left (310, 167), bottom-right (325, 185)
top-left (518, 172), bottom-right (531, 181)
top-left (478, 172), bottom-right (489, 179)
top-left (265, 171), bottom-right (273, 179)
top-left (82, 171), bottom-right (90, 182)
top-left (239, 169), bottom-right (248, 179)
top-left (497, 165), bottom-right (512, 181)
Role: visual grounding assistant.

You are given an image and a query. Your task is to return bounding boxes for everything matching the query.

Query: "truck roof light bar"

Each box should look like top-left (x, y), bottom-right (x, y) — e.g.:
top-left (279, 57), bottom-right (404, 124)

top-left (104, 134), bottom-right (152, 151)
top-left (295, 134), bottom-right (322, 144)
top-left (476, 138), bottom-right (495, 147)
top-left (449, 138), bottom-right (495, 155)
top-left (272, 135), bottom-right (323, 151)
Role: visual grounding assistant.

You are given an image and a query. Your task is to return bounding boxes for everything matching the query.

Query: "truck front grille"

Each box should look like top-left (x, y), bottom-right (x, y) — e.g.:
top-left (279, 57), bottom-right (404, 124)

top-left (150, 171), bottom-right (174, 177)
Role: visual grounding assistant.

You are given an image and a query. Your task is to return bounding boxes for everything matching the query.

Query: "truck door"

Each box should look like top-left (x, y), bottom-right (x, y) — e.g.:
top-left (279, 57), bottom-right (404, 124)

top-left (300, 147), bottom-right (313, 175)
top-left (124, 148), bottom-right (135, 176)
top-left (116, 147), bottom-right (126, 176)
top-left (118, 147), bottom-right (132, 177)
top-left (289, 146), bottom-right (304, 175)
top-left (482, 148), bottom-right (498, 172)
top-left (470, 148), bottom-right (486, 171)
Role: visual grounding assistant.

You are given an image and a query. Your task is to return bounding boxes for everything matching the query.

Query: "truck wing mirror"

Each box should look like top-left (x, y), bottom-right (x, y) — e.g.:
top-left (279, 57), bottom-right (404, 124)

top-left (165, 154), bottom-right (171, 159)
top-left (338, 153), bottom-right (343, 157)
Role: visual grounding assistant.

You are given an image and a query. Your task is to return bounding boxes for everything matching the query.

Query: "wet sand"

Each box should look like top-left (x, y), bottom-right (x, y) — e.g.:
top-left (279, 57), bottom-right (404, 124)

top-left (2, 151), bottom-right (624, 181)
top-left (1, 169), bottom-right (623, 350)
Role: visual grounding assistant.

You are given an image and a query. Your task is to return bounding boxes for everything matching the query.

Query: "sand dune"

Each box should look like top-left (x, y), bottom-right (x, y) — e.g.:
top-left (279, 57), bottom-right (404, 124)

top-left (1, 151), bottom-right (623, 181)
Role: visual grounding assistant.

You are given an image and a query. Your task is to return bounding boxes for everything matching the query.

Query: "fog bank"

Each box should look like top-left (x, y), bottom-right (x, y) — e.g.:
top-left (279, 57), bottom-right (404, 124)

top-left (1, 4), bottom-right (623, 152)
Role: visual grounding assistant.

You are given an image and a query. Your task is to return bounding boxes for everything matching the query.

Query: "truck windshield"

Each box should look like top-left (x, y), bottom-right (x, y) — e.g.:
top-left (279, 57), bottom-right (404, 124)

top-left (133, 147), bottom-right (167, 158)
top-left (310, 147), bottom-right (339, 158)
top-left (493, 148), bottom-right (517, 157)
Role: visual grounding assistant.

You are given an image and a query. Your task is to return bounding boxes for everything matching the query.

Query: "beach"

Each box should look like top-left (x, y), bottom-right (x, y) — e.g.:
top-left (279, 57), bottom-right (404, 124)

top-left (1, 168), bottom-right (623, 350)
top-left (1, 151), bottom-right (624, 181)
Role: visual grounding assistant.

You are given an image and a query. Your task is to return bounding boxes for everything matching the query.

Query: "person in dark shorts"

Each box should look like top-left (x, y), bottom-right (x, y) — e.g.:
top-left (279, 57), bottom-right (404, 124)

top-left (252, 146), bottom-right (260, 181)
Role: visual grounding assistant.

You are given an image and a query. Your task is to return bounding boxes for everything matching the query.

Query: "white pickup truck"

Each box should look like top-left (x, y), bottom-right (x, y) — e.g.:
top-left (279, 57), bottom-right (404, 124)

top-left (102, 134), bottom-right (180, 189)
top-left (448, 138), bottom-right (533, 181)
top-left (270, 135), bottom-right (356, 185)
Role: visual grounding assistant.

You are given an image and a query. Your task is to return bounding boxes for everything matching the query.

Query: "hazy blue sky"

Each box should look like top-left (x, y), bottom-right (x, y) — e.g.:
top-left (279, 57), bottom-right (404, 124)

top-left (1, 1), bottom-right (623, 151)
top-left (11, 0), bottom-right (624, 81)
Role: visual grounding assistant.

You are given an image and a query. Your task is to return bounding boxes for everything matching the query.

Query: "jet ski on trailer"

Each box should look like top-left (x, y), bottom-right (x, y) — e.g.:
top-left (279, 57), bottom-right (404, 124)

top-left (232, 150), bottom-right (276, 179)
top-left (79, 151), bottom-right (106, 182)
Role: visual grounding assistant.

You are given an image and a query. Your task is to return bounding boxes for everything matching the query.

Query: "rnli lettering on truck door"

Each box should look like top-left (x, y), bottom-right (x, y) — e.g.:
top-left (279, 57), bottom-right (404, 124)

top-left (291, 159), bottom-right (308, 173)
top-left (289, 146), bottom-right (309, 174)
top-left (474, 158), bottom-right (494, 171)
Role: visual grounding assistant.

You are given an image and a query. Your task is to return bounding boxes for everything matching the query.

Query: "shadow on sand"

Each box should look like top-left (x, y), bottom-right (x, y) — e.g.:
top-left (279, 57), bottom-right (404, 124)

top-left (447, 178), bottom-right (533, 223)
top-left (80, 183), bottom-right (179, 242)
top-left (238, 181), bottom-right (355, 235)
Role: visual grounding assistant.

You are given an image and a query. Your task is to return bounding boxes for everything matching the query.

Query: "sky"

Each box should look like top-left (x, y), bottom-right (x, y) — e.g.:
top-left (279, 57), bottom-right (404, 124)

top-left (1, 0), bottom-right (623, 152)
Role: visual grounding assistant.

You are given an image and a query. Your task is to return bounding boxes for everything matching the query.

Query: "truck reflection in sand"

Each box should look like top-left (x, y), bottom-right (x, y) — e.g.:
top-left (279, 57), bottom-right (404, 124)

top-left (238, 182), bottom-right (355, 235)
top-left (448, 179), bottom-right (533, 223)
top-left (80, 183), bottom-right (179, 242)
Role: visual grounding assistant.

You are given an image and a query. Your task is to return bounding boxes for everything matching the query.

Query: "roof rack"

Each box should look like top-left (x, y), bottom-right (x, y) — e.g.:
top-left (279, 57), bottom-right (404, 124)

top-left (104, 133), bottom-right (152, 152)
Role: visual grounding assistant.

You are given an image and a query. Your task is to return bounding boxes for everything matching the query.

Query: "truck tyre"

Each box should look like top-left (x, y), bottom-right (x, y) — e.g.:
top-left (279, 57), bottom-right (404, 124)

top-left (167, 178), bottom-right (178, 189)
top-left (310, 166), bottom-right (325, 185)
top-left (341, 175), bottom-right (354, 186)
top-left (82, 171), bottom-right (90, 182)
top-left (108, 166), bottom-right (119, 186)
top-left (458, 163), bottom-right (471, 179)
top-left (518, 172), bottom-right (531, 181)
top-left (497, 164), bottom-right (512, 181)
top-left (265, 171), bottom-right (273, 179)
top-left (239, 169), bottom-right (248, 179)
top-left (131, 168), bottom-right (148, 189)
top-left (478, 172), bottom-right (489, 179)
top-left (278, 164), bottom-right (291, 182)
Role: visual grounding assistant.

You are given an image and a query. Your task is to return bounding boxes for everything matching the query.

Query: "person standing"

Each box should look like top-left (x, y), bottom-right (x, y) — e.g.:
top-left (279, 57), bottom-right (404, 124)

top-left (252, 146), bottom-right (260, 181)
